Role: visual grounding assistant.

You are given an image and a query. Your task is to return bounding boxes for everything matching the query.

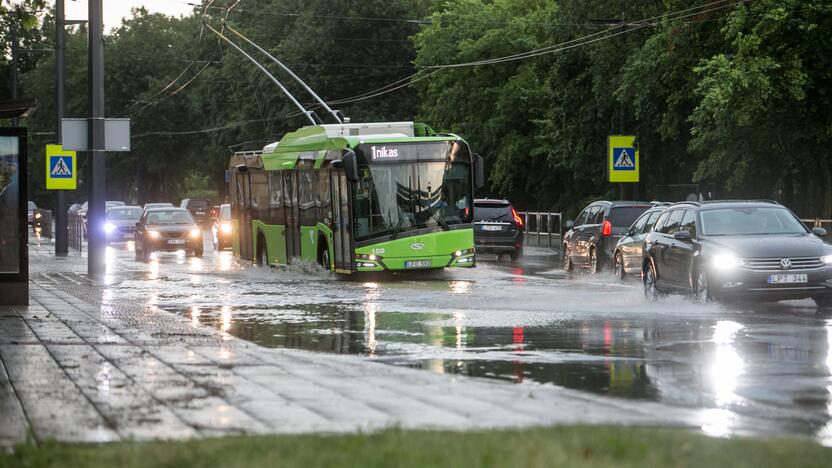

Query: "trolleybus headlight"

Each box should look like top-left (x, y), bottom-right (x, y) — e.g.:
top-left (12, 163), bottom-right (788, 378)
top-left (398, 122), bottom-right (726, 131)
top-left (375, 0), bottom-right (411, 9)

top-left (454, 248), bottom-right (474, 257)
top-left (220, 223), bottom-right (232, 234)
top-left (712, 252), bottom-right (742, 271)
top-left (356, 253), bottom-right (381, 261)
top-left (821, 254), bottom-right (832, 265)
top-left (147, 230), bottom-right (161, 239)
top-left (104, 222), bottom-right (115, 234)
top-left (190, 228), bottom-right (201, 238)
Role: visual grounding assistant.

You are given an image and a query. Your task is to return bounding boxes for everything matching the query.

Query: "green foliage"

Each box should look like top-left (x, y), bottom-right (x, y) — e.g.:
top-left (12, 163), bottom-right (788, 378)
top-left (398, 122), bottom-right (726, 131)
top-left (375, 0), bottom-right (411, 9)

top-left (5, 0), bottom-right (832, 216)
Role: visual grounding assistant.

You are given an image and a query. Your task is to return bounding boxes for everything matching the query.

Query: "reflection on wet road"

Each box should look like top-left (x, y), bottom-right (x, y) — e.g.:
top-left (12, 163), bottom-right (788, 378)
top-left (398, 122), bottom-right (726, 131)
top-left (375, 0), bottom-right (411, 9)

top-left (101, 242), bottom-right (832, 443)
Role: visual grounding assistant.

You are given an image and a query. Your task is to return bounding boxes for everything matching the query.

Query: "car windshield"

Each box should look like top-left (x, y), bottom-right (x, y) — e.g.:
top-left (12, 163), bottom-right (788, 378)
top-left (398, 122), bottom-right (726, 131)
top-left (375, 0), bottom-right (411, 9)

top-left (146, 210), bottom-right (194, 225)
top-left (474, 204), bottom-right (511, 222)
top-left (107, 207), bottom-right (143, 220)
top-left (609, 206), bottom-right (650, 228)
top-left (700, 207), bottom-right (807, 236)
top-left (220, 205), bottom-right (231, 220)
top-left (146, 203), bottom-right (172, 209)
top-left (188, 200), bottom-right (210, 209)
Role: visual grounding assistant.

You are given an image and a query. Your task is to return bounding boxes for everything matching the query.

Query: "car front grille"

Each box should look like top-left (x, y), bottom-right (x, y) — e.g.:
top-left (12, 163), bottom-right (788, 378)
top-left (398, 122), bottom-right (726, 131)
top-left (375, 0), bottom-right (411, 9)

top-left (164, 231), bottom-right (185, 239)
top-left (742, 257), bottom-right (824, 271)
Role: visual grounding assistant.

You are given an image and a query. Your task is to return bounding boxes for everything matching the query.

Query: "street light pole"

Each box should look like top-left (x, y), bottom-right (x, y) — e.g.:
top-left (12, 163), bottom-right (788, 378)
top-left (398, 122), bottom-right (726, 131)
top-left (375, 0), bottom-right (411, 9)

top-left (87, 0), bottom-right (106, 277)
top-left (54, 0), bottom-right (68, 256)
top-left (10, 18), bottom-right (18, 127)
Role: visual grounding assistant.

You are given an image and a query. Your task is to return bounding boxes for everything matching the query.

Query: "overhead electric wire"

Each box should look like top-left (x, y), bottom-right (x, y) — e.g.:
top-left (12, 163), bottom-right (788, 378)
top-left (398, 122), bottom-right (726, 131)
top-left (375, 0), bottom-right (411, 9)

top-left (224, 22), bottom-right (343, 123)
top-left (130, 58), bottom-right (214, 115)
top-left (202, 21), bottom-right (318, 125)
top-left (326, 0), bottom-right (750, 105)
top-left (123, 62), bottom-right (195, 114)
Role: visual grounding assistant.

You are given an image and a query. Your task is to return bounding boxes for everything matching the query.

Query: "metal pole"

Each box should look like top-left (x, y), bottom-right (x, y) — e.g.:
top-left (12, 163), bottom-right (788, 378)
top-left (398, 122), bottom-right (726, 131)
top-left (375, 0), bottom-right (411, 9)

top-left (54, 0), bottom-right (68, 256)
top-left (87, 0), bottom-right (106, 277)
top-left (10, 19), bottom-right (18, 127)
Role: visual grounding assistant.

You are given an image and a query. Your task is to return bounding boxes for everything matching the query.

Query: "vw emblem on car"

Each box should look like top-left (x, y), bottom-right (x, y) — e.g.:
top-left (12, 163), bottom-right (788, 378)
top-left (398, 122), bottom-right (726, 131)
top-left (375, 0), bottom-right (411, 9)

top-left (410, 242), bottom-right (425, 251)
top-left (780, 258), bottom-right (792, 269)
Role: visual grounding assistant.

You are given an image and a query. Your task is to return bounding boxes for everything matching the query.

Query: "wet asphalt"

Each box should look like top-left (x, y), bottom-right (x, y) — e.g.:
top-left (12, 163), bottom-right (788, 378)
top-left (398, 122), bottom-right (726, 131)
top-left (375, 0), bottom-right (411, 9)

top-left (97, 238), bottom-right (832, 443)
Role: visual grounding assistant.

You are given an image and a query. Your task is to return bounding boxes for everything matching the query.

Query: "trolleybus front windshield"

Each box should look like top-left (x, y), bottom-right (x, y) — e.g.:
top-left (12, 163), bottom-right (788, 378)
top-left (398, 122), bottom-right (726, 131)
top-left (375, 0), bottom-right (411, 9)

top-left (352, 141), bottom-right (473, 242)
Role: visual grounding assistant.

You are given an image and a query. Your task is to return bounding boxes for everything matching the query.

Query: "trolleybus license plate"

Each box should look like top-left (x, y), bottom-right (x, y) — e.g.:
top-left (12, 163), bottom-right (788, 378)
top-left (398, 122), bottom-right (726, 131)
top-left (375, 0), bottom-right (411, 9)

top-left (405, 260), bottom-right (431, 269)
top-left (768, 274), bottom-right (807, 284)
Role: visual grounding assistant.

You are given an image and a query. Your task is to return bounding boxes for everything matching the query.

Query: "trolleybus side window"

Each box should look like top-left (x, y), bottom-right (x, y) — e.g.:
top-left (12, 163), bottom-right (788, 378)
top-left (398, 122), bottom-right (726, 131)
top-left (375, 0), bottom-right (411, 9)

top-left (268, 171), bottom-right (284, 224)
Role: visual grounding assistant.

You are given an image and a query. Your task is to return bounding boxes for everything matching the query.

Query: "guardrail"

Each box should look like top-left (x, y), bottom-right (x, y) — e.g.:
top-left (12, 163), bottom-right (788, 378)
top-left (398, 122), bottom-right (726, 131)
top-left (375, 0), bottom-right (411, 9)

top-left (68, 212), bottom-right (85, 253)
top-left (801, 218), bottom-right (832, 228)
top-left (518, 211), bottom-right (562, 250)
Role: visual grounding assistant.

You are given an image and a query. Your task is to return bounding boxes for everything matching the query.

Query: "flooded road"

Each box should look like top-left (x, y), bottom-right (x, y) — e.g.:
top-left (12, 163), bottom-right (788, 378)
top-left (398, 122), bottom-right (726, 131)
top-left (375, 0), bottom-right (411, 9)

top-left (99, 239), bottom-right (832, 442)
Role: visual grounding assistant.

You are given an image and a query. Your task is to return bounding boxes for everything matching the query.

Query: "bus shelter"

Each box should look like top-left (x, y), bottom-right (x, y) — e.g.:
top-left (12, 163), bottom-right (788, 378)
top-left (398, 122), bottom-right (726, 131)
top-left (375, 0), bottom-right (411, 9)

top-left (0, 112), bottom-right (31, 305)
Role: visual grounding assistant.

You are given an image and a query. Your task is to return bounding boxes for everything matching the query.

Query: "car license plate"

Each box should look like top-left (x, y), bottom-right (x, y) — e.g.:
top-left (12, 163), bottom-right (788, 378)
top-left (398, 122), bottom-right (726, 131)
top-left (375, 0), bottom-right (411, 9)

top-left (196, 211), bottom-right (206, 215)
top-left (405, 260), bottom-right (431, 269)
top-left (482, 225), bottom-right (502, 231)
top-left (168, 239), bottom-right (186, 245)
top-left (768, 274), bottom-right (807, 284)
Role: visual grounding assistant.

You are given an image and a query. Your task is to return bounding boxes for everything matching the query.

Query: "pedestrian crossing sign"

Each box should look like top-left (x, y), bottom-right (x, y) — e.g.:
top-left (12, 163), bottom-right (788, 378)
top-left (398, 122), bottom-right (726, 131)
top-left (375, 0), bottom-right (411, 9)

top-left (46, 144), bottom-right (77, 190)
top-left (608, 135), bottom-right (639, 183)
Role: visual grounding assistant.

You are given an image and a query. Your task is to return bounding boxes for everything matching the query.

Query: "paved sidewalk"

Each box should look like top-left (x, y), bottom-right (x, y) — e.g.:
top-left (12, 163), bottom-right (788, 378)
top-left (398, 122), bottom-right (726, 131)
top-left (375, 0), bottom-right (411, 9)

top-left (1, 242), bottom-right (697, 447)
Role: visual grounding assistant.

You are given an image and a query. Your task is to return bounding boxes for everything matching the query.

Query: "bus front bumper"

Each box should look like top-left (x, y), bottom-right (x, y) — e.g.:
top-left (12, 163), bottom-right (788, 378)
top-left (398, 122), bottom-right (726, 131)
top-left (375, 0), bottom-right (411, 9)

top-left (355, 252), bottom-right (476, 272)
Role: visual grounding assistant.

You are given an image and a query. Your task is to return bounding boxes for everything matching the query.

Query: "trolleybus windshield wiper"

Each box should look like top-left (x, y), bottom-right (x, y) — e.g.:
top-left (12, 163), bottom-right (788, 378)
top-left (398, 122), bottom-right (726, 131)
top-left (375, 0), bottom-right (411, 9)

top-left (390, 211), bottom-right (406, 240)
top-left (423, 206), bottom-right (450, 231)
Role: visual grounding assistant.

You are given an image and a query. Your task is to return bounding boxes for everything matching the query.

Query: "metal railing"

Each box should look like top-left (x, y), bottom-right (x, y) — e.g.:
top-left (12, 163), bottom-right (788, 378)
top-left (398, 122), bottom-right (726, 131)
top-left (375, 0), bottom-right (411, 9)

top-left (68, 212), bottom-right (85, 253)
top-left (801, 218), bottom-right (832, 243)
top-left (518, 211), bottom-right (562, 250)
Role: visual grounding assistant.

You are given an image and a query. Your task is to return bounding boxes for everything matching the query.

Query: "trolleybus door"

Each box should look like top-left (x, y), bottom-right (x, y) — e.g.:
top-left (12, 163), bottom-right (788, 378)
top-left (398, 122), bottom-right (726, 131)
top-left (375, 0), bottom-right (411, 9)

top-left (330, 171), bottom-right (351, 271)
top-left (283, 171), bottom-right (301, 262)
top-left (235, 171), bottom-right (254, 261)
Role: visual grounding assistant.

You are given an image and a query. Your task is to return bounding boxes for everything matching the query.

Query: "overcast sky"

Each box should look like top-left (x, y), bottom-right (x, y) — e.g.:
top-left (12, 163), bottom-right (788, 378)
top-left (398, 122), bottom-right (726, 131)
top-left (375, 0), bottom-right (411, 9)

top-left (63, 0), bottom-right (195, 31)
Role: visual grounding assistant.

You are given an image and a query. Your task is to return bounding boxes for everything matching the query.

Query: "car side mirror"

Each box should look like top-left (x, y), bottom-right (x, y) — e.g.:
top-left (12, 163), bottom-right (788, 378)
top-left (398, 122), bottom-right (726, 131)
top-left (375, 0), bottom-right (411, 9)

top-left (673, 230), bottom-right (692, 241)
top-left (812, 227), bottom-right (827, 237)
top-left (566, 220), bottom-right (574, 229)
top-left (135, 222), bottom-right (142, 229)
top-left (472, 153), bottom-right (485, 189)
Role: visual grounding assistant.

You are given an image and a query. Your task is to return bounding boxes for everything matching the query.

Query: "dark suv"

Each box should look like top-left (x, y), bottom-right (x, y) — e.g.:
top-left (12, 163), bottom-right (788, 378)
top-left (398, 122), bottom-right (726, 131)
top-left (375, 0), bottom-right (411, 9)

top-left (180, 198), bottom-right (212, 225)
top-left (642, 200), bottom-right (832, 308)
top-left (473, 199), bottom-right (525, 260)
top-left (563, 201), bottom-right (652, 273)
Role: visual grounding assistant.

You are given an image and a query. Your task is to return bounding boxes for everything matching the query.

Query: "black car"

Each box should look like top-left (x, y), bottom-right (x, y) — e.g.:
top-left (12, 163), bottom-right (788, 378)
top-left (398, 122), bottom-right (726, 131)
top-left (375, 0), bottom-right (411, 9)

top-left (641, 200), bottom-right (832, 309)
top-left (134, 208), bottom-right (203, 261)
top-left (103, 206), bottom-right (144, 243)
top-left (613, 203), bottom-right (670, 280)
top-left (562, 201), bottom-right (652, 273)
top-left (211, 203), bottom-right (233, 250)
top-left (473, 199), bottom-right (525, 260)
top-left (180, 198), bottom-right (212, 226)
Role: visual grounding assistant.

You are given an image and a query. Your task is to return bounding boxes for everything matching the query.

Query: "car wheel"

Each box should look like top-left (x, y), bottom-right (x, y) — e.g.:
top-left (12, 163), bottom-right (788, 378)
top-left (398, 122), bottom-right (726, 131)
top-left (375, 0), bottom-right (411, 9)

top-left (562, 245), bottom-right (573, 272)
top-left (644, 262), bottom-right (660, 302)
top-left (193, 246), bottom-right (203, 258)
top-left (589, 247), bottom-right (601, 274)
top-left (134, 244), bottom-right (142, 261)
top-left (614, 252), bottom-right (625, 281)
top-left (813, 296), bottom-right (832, 312)
top-left (510, 247), bottom-right (523, 262)
top-left (694, 268), bottom-right (713, 303)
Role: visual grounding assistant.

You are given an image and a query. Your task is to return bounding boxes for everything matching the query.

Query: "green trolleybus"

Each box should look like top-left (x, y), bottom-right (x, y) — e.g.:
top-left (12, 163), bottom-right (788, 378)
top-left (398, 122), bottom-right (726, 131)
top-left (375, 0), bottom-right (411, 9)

top-left (228, 121), bottom-right (485, 274)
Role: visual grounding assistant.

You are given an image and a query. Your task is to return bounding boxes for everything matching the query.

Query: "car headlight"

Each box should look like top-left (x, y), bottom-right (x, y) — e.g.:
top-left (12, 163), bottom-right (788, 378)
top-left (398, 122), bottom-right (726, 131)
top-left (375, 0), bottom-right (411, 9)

top-left (104, 222), bottom-right (115, 234)
top-left (220, 223), bottom-right (232, 234)
top-left (821, 255), bottom-right (832, 265)
top-left (712, 252), bottom-right (742, 271)
top-left (190, 228), bottom-right (201, 238)
top-left (35, 212), bottom-right (42, 219)
top-left (147, 230), bottom-right (160, 239)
